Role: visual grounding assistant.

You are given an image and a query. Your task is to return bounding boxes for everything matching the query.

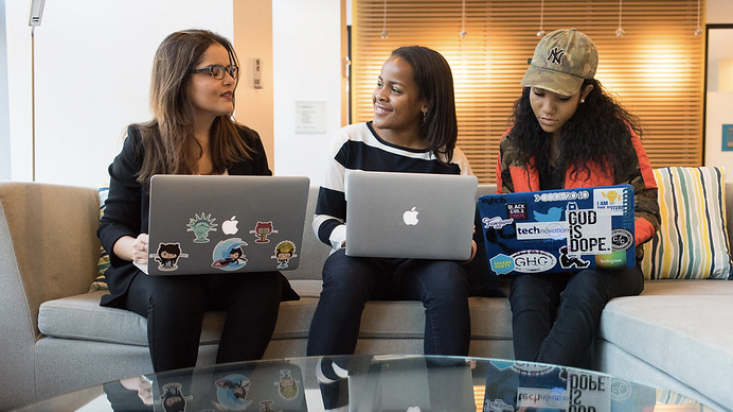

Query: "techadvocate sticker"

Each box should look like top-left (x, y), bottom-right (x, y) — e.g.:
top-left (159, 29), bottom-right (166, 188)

top-left (516, 222), bottom-right (569, 240)
top-left (517, 387), bottom-right (569, 409)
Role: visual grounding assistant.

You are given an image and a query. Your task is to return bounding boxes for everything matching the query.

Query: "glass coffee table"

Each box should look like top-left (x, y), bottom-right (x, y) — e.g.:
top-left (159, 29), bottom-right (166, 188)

top-left (12, 355), bottom-right (717, 412)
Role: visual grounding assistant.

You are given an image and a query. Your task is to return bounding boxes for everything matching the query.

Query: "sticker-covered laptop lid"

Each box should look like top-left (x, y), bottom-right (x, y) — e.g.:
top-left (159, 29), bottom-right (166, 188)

top-left (143, 174), bottom-right (309, 276)
top-left (477, 185), bottom-right (635, 275)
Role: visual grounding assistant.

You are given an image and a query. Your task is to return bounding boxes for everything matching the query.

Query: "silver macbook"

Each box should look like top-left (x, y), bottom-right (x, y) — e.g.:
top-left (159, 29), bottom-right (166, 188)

top-left (140, 174), bottom-right (309, 276)
top-left (344, 170), bottom-right (478, 260)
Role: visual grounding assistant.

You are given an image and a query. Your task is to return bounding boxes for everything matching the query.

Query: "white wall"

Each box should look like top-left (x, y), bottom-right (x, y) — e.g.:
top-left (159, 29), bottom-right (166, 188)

top-left (2, 0), bottom-right (342, 187)
top-left (4, 0), bottom-right (234, 187)
top-left (271, 0), bottom-right (342, 183)
top-left (0, 1), bottom-right (10, 179)
top-left (705, 0), bottom-right (733, 182)
top-left (707, 0), bottom-right (733, 25)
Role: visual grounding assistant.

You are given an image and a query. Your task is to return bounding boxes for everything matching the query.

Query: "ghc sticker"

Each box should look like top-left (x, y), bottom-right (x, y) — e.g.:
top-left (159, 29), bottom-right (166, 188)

top-left (511, 250), bottom-right (557, 273)
top-left (489, 254), bottom-right (515, 275)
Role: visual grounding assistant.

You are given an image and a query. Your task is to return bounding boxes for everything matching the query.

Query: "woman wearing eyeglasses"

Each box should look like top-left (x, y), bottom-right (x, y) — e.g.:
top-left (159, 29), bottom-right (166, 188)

top-left (98, 29), bottom-right (298, 373)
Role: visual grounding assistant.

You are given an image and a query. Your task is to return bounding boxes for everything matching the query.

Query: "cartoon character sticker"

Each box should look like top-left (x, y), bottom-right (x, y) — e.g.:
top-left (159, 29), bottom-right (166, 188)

top-left (151, 243), bottom-right (189, 272)
top-left (271, 241), bottom-right (298, 269)
top-left (214, 374), bottom-right (251, 411)
top-left (186, 213), bottom-right (218, 243)
top-left (250, 221), bottom-right (278, 243)
top-left (212, 238), bottom-right (249, 271)
top-left (558, 245), bottom-right (591, 269)
top-left (159, 383), bottom-right (192, 412)
top-left (259, 400), bottom-right (276, 412)
top-left (275, 369), bottom-right (300, 400)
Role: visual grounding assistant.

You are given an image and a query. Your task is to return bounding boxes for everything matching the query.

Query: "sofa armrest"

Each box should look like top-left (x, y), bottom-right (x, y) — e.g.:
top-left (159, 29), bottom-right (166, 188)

top-left (0, 181), bottom-right (100, 409)
top-left (0, 182), bottom-right (100, 334)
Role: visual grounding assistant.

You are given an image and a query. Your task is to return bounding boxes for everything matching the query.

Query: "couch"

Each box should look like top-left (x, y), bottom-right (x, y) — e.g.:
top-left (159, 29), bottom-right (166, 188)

top-left (1, 167), bottom-right (731, 411)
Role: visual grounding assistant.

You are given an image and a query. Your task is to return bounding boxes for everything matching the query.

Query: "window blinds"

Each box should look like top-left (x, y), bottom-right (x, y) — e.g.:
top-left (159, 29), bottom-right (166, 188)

top-left (351, 0), bottom-right (705, 183)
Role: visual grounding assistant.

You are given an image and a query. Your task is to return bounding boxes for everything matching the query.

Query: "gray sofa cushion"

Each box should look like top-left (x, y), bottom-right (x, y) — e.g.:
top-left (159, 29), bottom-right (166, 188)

top-left (38, 292), bottom-right (317, 346)
top-left (599, 281), bottom-right (733, 407)
top-left (38, 291), bottom-right (144, 345)
top-left (38, 282), bottom-right (512, 348)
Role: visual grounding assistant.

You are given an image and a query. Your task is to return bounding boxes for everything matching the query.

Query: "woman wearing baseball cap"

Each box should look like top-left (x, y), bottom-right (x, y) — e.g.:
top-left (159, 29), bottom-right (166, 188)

top-left (496, 29), bottom-right (661, 367)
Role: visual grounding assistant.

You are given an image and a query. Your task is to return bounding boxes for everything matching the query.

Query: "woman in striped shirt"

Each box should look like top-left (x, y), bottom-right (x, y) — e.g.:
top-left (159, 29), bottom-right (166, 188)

top-left (307, 46), bottom-right (476, 362)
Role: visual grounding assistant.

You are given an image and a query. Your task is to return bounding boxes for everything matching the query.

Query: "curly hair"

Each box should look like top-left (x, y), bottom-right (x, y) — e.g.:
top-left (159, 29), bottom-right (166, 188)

top-left (510, 79), bottom-right (643, 184)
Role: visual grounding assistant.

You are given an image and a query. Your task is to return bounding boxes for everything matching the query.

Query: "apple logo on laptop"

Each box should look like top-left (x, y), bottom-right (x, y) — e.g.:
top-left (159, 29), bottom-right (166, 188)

top-left (222, 216), bottom-right (239, 235)
top-left (403, 207), bottom-right (419, 225)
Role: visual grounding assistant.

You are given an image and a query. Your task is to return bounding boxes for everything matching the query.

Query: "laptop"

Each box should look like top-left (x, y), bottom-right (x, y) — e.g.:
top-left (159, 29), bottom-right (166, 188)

top-left (344, 170), bottom-right (478, 260)
top-left (345, 355), bottom-right (475, 412)
top-left (139, 174), bottom-right (309, 276)
top-left (151, 359), bottom-right (307, 412)
top-left (477, 185), bottom-right (636, 275)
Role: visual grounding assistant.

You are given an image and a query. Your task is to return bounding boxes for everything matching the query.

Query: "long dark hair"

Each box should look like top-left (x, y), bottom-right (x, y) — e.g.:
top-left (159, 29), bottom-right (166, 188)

top-left (391, 46), bottom-right (458, 163)
top-left (510, 78), bottom-right (642, 183)
top-left (135, 29), bottom-right (254, 184)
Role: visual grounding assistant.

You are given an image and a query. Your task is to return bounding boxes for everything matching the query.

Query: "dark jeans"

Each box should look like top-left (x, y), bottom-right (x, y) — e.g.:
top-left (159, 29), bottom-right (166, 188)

top-left (123, 271), bottom-right (283, 372)
top-left (509, 264), bottom-right (644, 368)
top-left (307, 249), bottom-right (471, 357)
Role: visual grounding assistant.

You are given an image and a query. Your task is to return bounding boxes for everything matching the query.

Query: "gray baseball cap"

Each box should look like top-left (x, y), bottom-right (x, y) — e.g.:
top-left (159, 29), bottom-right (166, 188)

top-left (521, 28), bottom-right (598, 96)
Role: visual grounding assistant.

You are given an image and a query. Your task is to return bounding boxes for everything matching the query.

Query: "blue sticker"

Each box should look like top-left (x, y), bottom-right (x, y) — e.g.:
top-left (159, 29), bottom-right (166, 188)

top-left (215, 374), bottom-right (251, 410)
top-left (211, 238), bottom-right (248, 271)
top-left (490, 254), bottom-right (515, 275)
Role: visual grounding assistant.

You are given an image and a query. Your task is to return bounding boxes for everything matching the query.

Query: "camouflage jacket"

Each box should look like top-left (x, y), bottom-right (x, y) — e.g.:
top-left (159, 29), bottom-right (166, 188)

top-left (496, 126), bottom-right (661, 256)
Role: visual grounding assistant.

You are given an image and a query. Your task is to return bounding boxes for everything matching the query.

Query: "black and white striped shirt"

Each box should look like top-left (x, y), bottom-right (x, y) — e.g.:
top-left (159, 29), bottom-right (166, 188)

top-left (313, 121), bottom-right (473, 251)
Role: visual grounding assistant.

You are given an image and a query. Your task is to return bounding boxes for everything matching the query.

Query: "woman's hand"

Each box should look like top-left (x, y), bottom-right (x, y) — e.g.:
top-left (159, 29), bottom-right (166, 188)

top-left (462, 240), bottom-right (478, 265)
top-left (131, 234), bottom-right (149, 264)
top-left (461, 226), bottom-right (478, 264)
top-left (113, 233), bottom-right (149, 264)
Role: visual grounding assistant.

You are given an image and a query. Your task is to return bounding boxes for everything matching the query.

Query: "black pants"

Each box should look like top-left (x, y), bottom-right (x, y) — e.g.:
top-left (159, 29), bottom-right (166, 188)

top-left (509, 264), bottom-right (644, 367)
top-left (307, 249), bottom-right (471, 357)
top-left (122, 271), bottom-right (283, 372)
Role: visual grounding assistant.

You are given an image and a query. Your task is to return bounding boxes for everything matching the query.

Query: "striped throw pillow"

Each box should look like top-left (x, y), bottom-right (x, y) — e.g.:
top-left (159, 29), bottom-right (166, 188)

top-left (640, 167), bottom-right (732, 279)
top-left (89, 185), bottom-right (110, 292)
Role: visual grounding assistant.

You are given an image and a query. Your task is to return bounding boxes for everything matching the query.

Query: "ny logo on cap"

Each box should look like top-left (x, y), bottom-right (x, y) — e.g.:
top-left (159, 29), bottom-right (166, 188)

top-left (547, 47), bottom-right (565, 65)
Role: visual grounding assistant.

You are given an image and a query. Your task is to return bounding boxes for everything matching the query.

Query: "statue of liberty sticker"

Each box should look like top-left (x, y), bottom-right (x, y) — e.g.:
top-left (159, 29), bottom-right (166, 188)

top-left (186, 212), bottom-right (218, 243)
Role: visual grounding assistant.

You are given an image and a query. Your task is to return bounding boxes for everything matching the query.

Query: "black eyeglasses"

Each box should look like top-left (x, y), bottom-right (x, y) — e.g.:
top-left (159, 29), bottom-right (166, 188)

top-left (191, 64), bottom-right (239, 80)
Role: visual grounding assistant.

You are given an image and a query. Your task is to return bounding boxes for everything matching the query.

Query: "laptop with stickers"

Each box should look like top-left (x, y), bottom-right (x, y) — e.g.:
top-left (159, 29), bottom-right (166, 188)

top-left (344, 170), bottom-right (478, 260)
top-left (151, 359), bottom-right (307, 412)
top-left (139, 174), bottom-right (309, 276)
top-left (477, 185), bottom-right (635, 276)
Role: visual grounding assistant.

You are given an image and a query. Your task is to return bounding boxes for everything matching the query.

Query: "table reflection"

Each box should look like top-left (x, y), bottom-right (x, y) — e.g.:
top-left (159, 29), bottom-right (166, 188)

top-left (15, 356), bottom-right (714, 412)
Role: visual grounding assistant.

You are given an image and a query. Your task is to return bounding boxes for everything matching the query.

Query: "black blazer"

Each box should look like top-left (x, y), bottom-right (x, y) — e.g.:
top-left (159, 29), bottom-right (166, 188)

top-left (98, 124), bottom-right (298, 308)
